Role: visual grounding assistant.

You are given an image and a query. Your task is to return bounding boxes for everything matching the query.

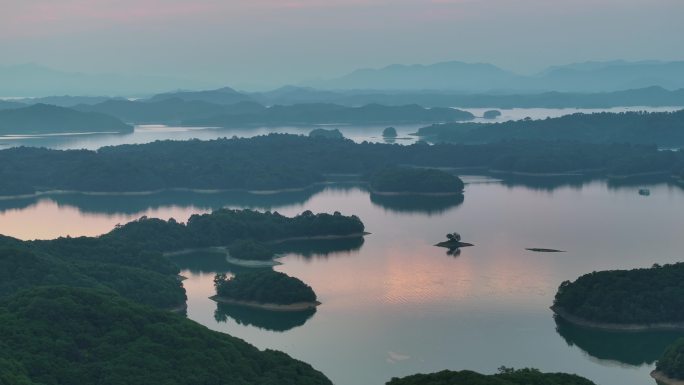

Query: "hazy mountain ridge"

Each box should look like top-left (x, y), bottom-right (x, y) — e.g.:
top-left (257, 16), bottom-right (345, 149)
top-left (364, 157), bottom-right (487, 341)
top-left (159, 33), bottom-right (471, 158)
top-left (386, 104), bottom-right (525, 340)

top-left (311, 60), bottom-right (684, 92)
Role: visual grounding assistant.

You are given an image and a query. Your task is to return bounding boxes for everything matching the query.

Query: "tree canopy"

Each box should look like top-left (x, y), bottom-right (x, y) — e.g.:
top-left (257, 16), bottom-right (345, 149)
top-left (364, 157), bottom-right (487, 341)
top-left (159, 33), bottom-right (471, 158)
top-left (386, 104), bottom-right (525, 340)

top-left (554, 263), bottom-right (684, 324)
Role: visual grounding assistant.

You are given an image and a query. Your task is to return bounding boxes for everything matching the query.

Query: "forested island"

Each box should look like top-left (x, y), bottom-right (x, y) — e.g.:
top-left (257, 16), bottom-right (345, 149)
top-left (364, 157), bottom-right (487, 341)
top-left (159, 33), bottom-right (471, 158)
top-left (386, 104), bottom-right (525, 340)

top-left (553, 263), bottom-right (684, 330)
top-left (654, 338), bottom-right (684, 384)
top-left (3, 134), bottom-right (680, 197)
top-left (416, 110), bottom-right (684, 146)
top-left (0, 104), bottom-right (133, 135)
top-left (369, 167), bottom-right (465, 195)
top-left (386, 368), bottom-right (597, 385)
top-left (109, 209), bottom-right (366, 253)
top-left (213, 271), bottom-right (319, 311)
top-left (0, 286), bottom-right (331, 385)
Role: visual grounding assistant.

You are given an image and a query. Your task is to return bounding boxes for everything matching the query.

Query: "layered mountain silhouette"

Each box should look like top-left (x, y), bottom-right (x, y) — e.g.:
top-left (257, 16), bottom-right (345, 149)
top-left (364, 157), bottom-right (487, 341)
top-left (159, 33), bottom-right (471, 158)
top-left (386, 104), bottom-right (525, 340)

top-left (308, 60), bottom-right (684, 92)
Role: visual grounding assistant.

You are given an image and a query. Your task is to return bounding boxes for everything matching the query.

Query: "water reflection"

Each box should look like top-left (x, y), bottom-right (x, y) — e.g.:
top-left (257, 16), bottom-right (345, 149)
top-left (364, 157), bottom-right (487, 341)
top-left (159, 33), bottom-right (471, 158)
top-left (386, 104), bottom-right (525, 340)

top-left (214, 303), bottom-right (317, 332)
top-left (369, 193), bottom-right (464, 215)
top-left (272, 237), bottom-right (365, 259)
top-left (554, 316), bottom-right (684, 366)
top-left (169, 251), bottom-right (249, 275)
top-left (0, 186), bottom-right (328, 216)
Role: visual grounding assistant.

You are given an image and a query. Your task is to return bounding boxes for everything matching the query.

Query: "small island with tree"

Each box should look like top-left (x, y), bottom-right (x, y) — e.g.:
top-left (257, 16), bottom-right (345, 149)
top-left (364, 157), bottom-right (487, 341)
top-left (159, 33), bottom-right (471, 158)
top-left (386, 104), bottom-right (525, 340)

top-left (653, 338), bottom-right (684, 385)
top-left (382, 126), bottom-right (398, 138)
top-left (212, 271), bottom-right (320, 311)
top-left (369, 167), bottom-right (465, 195)
top-left (435, 232), bottom-right (473, 249)
top-left (552, 262), bottom-right (684, 330)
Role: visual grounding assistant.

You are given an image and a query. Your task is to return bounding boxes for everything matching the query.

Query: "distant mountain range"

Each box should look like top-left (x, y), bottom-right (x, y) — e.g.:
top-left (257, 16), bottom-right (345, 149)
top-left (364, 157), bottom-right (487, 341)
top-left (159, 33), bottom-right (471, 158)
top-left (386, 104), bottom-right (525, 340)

top-left (307, 60), bottom-right (684, 92)
top-left (2, 60), bottom-right (684, 97)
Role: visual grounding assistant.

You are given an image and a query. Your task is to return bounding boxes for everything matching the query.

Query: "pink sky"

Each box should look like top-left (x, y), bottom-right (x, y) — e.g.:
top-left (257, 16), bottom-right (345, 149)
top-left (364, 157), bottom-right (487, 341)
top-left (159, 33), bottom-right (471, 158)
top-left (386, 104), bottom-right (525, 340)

top-left (1, 0), bottom-right (682, 87)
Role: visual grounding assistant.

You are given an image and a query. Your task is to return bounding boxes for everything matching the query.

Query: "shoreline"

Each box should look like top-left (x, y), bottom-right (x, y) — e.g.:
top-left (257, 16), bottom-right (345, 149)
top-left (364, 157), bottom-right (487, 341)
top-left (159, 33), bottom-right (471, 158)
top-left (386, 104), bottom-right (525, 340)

top-left (435, 241), bottom-right (474, 248)
top-left (163, 233), bottom-right (369, 256)
top-left (651, 371), bottom-right (684, 385)
top-left (551, 306), bottom-right (684, 331)
top-left (164, 246), bottom-right (281, 267)
top-left (370, 189), bottom-right (464, 197)
top-left (210, 296), bottom-right (321, 311)
top-left (0, 184), bottom-right (326, 201)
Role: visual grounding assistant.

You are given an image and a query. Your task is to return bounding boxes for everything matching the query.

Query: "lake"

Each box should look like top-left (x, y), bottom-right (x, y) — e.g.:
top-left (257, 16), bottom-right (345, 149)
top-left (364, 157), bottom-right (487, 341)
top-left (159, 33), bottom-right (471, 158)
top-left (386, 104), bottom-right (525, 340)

top-left (2, 176), bottom-right (684, 385)
top-left (0, 106), bottom-right (680, 150)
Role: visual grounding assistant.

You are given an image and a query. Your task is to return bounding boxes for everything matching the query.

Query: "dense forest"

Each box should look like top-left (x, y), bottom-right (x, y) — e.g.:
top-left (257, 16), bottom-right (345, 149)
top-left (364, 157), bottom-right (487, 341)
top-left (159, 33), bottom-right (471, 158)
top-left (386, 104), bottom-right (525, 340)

top-left (386, 368), bottom-right (597, 385)
top-left (369, 167), bottom-right (465, 194)
top-left (0, 287), bottom-right (331, 385)
top-left (214, 271), bottom-right (318, 305)
top-left (0, 104), bottom-right (132, 135)
top-left (656, 338), bottom-right (684, 380)
top-left (416, 110), bottom-right (684, 146)
top-left (103, 209), bottom-right (365, 252)
top-left (1, 134), bottom-right (683, 196)
top-left (553, 263), bottom-right (684, 325)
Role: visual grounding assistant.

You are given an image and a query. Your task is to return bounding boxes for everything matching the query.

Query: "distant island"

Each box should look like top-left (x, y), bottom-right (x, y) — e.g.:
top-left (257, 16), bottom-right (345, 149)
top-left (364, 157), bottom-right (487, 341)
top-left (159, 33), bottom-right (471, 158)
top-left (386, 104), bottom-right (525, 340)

top-left (0, 104), bottom-right (133, 135)
top-left (212, 271), bottom-right (319, 311)
top-left (309, 128), bottom-right (344, 139)
top-left (386, 367), bottom-right (597, 385)
top-left (653, 338), bottom-right (684, 384)
top-left (553, 263), bottom-right (684, 330)
top-left (416, 110), bottom-right (684, 146)
top-left (382, 126), bottom-right (398, 138)
top-left (483, 109), bottom-right (502, 119)
top-left (369, 167), bottom-right (465, 195)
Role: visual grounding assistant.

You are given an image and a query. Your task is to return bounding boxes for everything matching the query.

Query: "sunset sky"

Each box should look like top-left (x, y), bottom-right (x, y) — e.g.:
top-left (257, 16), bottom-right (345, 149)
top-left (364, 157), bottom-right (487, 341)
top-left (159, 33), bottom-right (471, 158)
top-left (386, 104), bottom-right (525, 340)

top-left (1, 0), bottom-right (683, 88)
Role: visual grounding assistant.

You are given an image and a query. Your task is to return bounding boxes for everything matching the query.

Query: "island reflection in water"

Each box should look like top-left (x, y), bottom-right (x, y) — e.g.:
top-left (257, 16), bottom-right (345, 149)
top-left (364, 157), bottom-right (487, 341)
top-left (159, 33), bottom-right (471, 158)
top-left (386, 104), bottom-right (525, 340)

top-left (554, 316), bottom-right (684, 367)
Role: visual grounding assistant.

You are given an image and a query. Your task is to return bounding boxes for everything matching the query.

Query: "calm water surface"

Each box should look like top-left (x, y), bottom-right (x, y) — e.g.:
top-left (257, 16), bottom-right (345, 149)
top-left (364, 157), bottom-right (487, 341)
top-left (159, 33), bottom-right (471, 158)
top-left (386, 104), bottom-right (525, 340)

top-left (2, 177), bottom-right (684, 385)
top-left (0, 106), bottom-right (680, 150)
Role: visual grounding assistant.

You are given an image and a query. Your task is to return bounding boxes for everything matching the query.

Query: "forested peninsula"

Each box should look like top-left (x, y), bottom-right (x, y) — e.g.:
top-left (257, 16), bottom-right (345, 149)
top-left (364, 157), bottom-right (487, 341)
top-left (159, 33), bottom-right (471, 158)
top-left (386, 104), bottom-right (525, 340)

top-left (1, 134), bottom-right (683, 197)
top-left (416, 110), bottom-right (684, 146)
top-left (553, 263), bottom-right (684, 330)
top-left (0, 104), bottom-right (133, 135)
top-left (0, 286), bottom-right (331, 385)
top-left (654, 338), bottom-right (684, 384)
top-left (0, 208), bottom-right (365, 383)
